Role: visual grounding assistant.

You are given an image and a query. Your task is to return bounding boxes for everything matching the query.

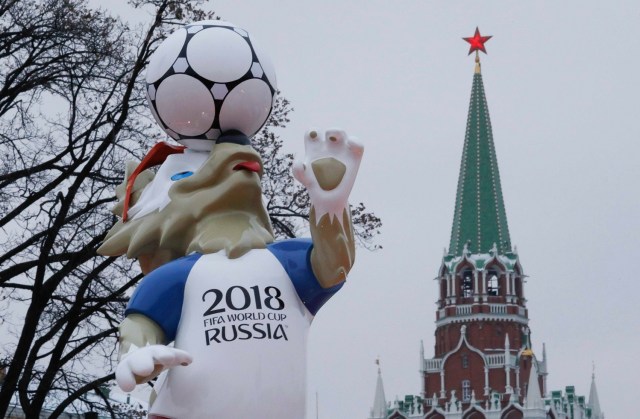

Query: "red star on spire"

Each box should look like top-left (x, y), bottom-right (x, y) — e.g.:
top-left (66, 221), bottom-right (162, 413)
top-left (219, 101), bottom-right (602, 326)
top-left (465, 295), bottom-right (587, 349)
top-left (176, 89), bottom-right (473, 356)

top-left (463, 27), bottom-right (492, 55)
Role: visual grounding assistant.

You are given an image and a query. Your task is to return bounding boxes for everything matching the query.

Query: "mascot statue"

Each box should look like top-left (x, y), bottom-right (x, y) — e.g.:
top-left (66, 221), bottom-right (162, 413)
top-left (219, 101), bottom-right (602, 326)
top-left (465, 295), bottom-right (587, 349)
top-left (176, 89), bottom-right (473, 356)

top-left (98, 21), bottom-right (363, 418)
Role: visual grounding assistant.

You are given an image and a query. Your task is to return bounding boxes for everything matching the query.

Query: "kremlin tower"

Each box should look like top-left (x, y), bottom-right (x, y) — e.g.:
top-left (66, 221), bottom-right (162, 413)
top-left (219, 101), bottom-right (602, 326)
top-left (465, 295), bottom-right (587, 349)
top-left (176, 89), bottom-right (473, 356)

top-left (368, 29), bottom-right (604, 419)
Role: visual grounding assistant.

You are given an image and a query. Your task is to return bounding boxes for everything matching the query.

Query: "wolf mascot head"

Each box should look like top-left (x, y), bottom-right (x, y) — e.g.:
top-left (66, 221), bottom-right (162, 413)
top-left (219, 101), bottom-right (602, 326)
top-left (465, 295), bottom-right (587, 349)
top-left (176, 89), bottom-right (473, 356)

top-left (98, 138), bottom-right (274, 273)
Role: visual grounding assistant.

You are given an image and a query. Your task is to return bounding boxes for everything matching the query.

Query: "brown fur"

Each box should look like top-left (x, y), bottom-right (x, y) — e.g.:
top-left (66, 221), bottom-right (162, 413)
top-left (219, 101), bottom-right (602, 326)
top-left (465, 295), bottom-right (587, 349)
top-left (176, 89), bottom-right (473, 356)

top-left (307, 157), bottom-right (356, 288)
top-left (309, 207), bottom-right (356, 288)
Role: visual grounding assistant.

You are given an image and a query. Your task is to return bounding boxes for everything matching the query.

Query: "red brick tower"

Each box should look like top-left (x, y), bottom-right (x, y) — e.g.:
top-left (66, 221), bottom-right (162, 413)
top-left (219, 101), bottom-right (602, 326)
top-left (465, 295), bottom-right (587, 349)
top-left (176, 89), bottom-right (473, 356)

top-left (420, 33), bottom-right (547, 418)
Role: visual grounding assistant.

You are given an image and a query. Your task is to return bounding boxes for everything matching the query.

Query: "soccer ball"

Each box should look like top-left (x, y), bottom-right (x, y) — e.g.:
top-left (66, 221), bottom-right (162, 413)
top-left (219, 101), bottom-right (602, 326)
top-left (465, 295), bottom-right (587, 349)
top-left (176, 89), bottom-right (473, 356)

top-left (145, 20), bottom-right (277, 151)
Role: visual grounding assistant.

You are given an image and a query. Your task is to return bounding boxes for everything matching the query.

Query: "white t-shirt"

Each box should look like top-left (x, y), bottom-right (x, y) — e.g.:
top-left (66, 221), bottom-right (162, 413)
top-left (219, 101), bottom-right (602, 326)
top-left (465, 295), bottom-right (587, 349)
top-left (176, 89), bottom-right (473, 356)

top-left (126, 239), bottom-right (342, 418)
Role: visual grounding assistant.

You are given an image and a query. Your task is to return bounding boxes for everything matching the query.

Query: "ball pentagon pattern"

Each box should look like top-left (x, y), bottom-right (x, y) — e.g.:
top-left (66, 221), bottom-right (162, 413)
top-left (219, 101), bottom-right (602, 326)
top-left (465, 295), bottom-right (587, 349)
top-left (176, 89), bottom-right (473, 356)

top-left (146, 20), bottom-right (277, 151)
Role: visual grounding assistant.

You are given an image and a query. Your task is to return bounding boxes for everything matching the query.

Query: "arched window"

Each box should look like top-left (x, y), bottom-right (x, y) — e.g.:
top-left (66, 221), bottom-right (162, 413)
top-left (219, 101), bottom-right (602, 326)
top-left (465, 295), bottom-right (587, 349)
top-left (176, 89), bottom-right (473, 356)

top-left (487, 269), bottom-right (500, 296)
top-left (501, 407), bottom-right (524, 419)
top-left (462, 380), bottom-right (471, 402)
top-left (460, 270), bottom-right (473, 297)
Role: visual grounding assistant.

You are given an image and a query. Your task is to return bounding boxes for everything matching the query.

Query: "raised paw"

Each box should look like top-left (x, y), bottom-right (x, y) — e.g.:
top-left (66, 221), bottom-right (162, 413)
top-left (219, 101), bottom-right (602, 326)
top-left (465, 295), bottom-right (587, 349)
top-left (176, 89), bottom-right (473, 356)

top-left (293, 128), bottom-right (363, 220)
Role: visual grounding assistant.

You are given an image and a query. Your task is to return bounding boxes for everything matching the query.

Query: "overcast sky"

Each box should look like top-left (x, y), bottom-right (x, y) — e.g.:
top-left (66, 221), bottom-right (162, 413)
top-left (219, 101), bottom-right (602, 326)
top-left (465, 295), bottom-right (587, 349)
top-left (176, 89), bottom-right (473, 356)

top-left (103, 1), bottom-right (640, 417)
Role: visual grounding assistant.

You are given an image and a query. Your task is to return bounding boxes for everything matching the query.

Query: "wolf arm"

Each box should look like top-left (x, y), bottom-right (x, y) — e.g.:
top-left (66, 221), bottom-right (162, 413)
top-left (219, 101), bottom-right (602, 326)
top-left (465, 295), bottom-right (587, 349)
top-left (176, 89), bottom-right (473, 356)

top-left (116, 314), bottom-right (192, 392)
top-left (115, 259), bottom-right (195, 392)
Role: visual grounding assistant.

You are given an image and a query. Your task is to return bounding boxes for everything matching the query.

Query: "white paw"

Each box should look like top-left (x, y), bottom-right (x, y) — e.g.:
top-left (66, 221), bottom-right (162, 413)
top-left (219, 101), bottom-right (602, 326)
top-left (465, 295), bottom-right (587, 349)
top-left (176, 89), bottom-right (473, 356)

top-left (293, 128), bottom-right (363, 222)
top-left (116, 345), bottom-right (192, 392)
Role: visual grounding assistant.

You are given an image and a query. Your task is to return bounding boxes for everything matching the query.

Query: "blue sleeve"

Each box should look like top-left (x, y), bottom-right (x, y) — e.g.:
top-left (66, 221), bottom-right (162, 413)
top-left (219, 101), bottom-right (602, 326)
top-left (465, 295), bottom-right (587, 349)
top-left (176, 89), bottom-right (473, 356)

top-left (125, 253), bottom-right (201, 342)
top-left (267, 238), bottom-right (344, 316)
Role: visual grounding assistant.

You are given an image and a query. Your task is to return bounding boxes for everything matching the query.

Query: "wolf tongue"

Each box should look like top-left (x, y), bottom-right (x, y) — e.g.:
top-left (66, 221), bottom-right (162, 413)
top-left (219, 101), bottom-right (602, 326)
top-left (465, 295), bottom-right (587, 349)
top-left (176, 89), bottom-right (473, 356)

top-left (233, 161), bottom-right (261, 173)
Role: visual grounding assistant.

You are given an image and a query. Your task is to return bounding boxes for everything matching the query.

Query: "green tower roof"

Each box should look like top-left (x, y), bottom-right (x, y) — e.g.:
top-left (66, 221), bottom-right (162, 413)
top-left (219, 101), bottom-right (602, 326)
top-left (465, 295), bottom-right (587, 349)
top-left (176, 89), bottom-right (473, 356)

top-left (449, 62), bottom-right (511, 257)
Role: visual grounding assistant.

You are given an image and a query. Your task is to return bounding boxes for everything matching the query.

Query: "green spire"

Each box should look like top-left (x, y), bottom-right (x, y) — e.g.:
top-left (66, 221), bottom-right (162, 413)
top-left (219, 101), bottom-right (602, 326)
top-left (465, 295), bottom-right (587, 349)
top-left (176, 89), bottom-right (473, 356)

top-left (449, 64), bottom-right (511, 256)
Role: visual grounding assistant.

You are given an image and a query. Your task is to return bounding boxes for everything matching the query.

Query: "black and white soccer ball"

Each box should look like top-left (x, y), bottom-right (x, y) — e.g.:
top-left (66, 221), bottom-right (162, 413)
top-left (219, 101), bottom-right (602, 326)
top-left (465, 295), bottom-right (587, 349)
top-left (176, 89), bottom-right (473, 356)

top-left (145, 20), bottom-right (277, 151)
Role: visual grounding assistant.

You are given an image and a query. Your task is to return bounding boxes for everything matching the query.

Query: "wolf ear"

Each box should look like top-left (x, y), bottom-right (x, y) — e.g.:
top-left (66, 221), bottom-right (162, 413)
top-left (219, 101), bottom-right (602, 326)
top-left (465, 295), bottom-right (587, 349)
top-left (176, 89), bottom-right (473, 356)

top-left (111, 161), bottom-right (155, 218)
